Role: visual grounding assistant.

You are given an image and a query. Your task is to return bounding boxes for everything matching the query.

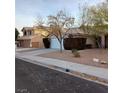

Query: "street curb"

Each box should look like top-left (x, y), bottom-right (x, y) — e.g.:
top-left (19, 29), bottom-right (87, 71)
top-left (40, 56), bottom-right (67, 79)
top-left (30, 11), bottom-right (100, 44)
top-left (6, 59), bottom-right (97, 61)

top-left (15, 56), bottom-right (108, 86)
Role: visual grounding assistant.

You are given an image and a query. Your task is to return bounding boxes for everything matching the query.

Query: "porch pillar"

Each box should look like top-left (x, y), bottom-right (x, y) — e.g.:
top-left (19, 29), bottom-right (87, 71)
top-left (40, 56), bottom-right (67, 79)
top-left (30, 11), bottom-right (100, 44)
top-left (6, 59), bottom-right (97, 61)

top-left (101, 35), bottom-right (105, 48)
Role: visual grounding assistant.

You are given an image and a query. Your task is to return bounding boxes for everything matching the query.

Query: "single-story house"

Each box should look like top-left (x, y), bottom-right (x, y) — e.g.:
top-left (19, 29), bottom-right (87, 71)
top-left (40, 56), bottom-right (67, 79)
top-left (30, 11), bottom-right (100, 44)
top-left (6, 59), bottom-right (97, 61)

top-left (50, 28), bottom-right (108, 49)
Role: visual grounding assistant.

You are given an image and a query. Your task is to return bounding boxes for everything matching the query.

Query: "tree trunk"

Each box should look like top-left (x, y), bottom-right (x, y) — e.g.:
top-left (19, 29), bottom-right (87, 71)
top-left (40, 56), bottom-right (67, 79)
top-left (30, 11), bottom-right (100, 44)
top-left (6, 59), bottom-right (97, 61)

top-left (96, 40), bottom-right (101, 48)
top-left (60, 41), bottom-right (63, 53)
top-left (95, 36), bottom-right (101, 48)
top-left (101, 35), bottom-right (105, 48)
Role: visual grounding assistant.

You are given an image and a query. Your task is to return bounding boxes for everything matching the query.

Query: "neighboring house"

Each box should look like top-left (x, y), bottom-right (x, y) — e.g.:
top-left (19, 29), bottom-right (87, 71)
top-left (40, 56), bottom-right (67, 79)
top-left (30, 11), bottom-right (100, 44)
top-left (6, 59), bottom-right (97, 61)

top-left (50, 27), bottom-right (108, 49)
top-left (50, 28), bottom-right (96, 49)
top-left (65, 28), bottom-right (96, 48)
top-left (64, 28), bottom-right (108, 48)
top-left (18, 26), bottom-right (49, 48)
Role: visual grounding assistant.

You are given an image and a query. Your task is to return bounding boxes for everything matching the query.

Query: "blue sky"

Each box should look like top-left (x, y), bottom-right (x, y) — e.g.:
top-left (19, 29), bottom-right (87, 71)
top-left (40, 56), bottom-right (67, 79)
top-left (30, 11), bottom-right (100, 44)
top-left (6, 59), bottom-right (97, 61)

top-left (15, 0), bottom-right (104, 32)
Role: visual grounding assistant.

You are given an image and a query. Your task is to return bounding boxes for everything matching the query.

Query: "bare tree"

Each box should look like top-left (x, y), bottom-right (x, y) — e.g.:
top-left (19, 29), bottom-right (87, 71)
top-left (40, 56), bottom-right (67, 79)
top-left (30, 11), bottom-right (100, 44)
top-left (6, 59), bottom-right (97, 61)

top-left (36, 10), bottom-right (75, 52)
top-left (79, 2), bottom-right (92, 34)
top-left (35, 16), bottom-right (44, 26)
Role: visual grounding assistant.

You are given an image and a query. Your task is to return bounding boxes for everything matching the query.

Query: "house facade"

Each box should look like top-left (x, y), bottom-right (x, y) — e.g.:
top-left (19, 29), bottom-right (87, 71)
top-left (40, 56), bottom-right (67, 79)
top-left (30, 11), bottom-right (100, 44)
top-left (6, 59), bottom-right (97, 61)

top-left (50, 28), bottom-right (108, 49)
top-left (18, 26), bottom-right (49, 48)
top-left (18, 26), bottom-right (107, 49)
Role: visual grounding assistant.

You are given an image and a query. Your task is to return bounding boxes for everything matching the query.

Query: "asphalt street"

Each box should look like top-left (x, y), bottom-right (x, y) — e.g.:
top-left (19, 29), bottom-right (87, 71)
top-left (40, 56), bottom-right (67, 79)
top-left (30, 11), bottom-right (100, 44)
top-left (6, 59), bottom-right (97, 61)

top-left (15, 58), bottom-right (107, 93)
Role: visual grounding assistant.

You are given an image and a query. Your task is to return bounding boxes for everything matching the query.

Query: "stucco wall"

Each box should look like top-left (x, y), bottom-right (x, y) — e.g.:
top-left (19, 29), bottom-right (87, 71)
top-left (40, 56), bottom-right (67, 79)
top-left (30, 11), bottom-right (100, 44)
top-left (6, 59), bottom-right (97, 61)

top-left (31, 36), bottom-right (44, 48)
top-left (19, 40), bottom-right (31, 48)
top-left (86, 37), bottom-right (96, 48)
top-left (50, 38), bottom-right (64, 49)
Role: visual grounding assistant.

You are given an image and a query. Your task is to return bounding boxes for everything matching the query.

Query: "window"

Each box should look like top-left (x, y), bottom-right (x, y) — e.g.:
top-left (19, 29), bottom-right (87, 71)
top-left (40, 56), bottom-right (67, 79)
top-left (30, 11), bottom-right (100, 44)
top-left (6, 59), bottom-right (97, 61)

top-left (24, 31), bottom-right (26, 36)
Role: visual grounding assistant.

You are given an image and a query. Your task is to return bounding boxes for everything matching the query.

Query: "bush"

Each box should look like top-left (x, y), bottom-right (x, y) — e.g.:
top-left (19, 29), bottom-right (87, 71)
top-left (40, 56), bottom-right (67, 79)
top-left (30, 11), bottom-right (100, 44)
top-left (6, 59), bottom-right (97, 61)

top-left (71, 49), bottom-right (77, 53)
top-left (71, 49), bottom-right (80, 57)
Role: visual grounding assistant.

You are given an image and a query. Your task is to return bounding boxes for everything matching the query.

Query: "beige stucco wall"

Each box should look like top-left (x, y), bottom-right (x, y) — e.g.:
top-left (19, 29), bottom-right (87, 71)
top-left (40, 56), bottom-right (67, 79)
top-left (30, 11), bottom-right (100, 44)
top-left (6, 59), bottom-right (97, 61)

top-left (86, 37), bottom-right (96, 48)
top-left (86, 35), bottom-right (106, 48)
top-left (34, 28), bottom-right (49, 37)
top-left (19, 40), bottom-right (31, 48)
top-left (31, 36), bottom-right (44, 48)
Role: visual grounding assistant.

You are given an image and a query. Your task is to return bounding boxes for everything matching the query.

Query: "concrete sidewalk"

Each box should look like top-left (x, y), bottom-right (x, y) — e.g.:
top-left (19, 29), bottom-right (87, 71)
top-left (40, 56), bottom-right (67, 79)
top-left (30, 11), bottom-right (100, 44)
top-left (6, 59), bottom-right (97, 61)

top-left (15, 48), bottom-right (108, 80)
top-left (15, 48), bottom-right (38, 52)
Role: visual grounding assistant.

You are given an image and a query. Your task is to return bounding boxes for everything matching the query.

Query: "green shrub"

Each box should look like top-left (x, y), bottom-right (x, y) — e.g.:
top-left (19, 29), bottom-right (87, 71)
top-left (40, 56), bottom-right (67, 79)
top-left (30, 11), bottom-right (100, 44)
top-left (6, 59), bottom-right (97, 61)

top-left (71, 49), bottom-right (80, 57)
top-left (71, 49), bottom-right (77, 53)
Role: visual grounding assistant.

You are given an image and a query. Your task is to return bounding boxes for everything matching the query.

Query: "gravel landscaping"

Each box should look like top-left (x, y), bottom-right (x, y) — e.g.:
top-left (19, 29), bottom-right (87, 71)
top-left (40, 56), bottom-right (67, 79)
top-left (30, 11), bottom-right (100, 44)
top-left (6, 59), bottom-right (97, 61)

top-left (38, 49), bottom-right (108, 68)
